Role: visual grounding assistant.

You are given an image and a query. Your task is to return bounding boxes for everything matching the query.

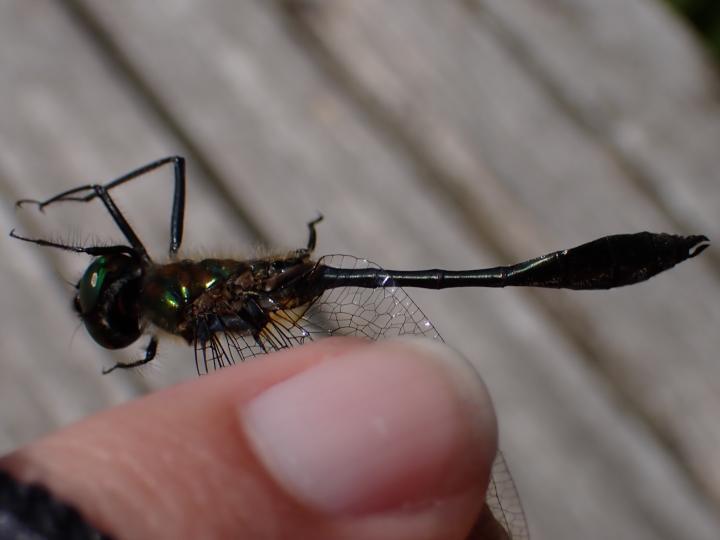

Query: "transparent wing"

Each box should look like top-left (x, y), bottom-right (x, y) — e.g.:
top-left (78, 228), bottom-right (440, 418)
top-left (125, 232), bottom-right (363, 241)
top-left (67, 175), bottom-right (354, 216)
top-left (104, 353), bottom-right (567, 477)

top-left (194, 254), bottom-right (528, 538)
top-left (302, 254), bottom-right (441, 340)
top-left (482, 454), bottom-right (529, 539)
top-left (191, 253), bottom-right (439, 371)
top-left (192, 306), bottom-right (312, 373)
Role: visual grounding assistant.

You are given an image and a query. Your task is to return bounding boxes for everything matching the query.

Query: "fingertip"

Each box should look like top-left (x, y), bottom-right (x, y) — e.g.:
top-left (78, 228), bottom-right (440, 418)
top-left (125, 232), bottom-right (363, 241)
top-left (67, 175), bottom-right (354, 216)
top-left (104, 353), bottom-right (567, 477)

top-left (242, 337), bottom-right (497, 518)
top-left (3, 338), bottom-right (497, 540)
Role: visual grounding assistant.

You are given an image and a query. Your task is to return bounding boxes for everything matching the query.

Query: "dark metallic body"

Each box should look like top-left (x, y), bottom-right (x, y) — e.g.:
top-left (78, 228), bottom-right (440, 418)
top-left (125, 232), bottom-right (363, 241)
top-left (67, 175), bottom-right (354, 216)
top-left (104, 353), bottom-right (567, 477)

top-left (11, 155), bottom-right (708, 374)
top-left (144, 254), bottom-right (320, 344)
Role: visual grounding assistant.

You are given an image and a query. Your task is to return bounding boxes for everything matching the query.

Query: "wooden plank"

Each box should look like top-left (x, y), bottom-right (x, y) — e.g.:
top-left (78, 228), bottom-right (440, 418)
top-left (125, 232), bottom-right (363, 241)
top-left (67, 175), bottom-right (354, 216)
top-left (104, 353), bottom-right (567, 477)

top-left (270, 0), bottom-right (720, 532)
top-left (0, 0), bottom-right (258, 454)
top-left (476, 0), bottom-right (720, 251)
top-left (477, 0), bottom-right (720, 520)
top-left (276, 2), bottom-right (717, 528)
top-left (65, 1), bottom-right (720, 538)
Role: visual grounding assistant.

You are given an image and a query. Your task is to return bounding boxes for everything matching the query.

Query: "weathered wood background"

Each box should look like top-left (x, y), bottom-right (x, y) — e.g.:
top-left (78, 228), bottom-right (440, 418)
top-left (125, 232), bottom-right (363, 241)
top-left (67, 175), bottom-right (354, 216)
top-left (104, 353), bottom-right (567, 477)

top-left (0, 1), bottom-right (718, 538)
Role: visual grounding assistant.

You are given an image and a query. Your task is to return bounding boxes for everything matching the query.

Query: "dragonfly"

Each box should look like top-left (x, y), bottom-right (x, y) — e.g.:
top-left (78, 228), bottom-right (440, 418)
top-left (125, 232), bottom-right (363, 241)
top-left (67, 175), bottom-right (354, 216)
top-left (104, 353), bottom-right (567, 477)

top-left (12, 156), bottom-right (709, 539)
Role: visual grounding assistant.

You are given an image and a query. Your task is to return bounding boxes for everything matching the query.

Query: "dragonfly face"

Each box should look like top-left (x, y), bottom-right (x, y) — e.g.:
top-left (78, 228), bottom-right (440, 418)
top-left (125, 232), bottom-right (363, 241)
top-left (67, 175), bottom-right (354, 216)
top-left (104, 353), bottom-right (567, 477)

top-left (73, 253), bottom-right (144, 350)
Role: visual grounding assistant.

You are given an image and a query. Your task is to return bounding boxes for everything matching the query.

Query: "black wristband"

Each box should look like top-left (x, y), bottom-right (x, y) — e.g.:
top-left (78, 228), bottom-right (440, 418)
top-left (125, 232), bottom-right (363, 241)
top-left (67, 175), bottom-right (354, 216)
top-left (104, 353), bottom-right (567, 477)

top-left (0, 470), bottom-right (113, 540)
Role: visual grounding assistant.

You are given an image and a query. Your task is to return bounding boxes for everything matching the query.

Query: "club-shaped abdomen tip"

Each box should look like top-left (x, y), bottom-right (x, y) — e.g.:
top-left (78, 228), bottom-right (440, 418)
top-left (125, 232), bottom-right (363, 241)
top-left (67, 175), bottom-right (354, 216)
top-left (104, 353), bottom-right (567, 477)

top-left (687, 235), bottom-right (710, 258)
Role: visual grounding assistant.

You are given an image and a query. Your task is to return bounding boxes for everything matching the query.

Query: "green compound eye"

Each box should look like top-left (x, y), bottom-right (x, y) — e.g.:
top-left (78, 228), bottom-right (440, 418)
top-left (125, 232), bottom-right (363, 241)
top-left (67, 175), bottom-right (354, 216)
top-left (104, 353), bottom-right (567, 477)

top-left (78, 257), bottom-right (108, 314)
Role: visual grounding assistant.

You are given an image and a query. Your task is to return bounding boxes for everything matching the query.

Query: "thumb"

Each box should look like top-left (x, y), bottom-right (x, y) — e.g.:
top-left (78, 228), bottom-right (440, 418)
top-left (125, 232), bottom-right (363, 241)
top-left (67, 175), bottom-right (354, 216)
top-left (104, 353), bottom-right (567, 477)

top-left (1, 338), bottom-right (499, 540)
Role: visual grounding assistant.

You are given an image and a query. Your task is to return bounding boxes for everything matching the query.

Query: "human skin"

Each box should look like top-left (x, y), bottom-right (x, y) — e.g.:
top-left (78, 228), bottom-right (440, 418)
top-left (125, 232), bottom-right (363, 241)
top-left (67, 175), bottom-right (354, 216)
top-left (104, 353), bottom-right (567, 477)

top-left (1, 338), bottom-right (499, 540)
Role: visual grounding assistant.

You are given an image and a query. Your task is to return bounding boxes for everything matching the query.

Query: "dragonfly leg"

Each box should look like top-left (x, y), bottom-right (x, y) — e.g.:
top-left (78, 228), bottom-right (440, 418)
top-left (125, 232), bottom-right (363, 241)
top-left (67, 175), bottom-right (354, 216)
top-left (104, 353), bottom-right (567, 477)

top-left (305, 214), bottom-right (324, 251)
top-left (15, 156), bottom-right (186, 259)
top-left (253, 333), bottom-right (269, 353)
top-left (102, 336), bottom-right (158, 375)
top-left (9, 229), bottom-right (138, 258)
top-left (98, 156), bottom-right (186, 257)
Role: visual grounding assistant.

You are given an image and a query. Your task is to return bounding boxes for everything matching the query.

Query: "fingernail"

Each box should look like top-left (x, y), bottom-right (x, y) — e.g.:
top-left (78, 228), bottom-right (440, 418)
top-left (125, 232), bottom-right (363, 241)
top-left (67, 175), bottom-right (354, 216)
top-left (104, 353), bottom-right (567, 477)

top-left (240, 338), bottom-right (497, 515)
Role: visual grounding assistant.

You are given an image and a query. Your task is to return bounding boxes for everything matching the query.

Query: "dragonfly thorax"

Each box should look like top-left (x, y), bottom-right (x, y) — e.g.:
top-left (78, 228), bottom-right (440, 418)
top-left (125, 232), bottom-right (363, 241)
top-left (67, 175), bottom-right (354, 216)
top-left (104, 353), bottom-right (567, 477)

top-left (141, 259), bottom-right (243, 339)
top-left (141, 256), bottom-right (321, 345)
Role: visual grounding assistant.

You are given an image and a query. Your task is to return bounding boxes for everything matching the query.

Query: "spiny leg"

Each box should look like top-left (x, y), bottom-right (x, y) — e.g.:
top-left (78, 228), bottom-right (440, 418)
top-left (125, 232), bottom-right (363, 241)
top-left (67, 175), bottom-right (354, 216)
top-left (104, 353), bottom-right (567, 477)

top-left (102, 336), bottom-right (158, 375)
top-left (9, 229), bottom-right (137, 258)
top-left (16, 156), bottom-right (186, 257)
top-left (91, 184), bottom-right (150, 262)
top-left (102, 157), bottom-right (185, 256)
top-left (15, 182), bottom-right (152, 261)
top-left (305, 214), bottom-right (324, 251)
top-left (15, 182), bottom-right (152, 262)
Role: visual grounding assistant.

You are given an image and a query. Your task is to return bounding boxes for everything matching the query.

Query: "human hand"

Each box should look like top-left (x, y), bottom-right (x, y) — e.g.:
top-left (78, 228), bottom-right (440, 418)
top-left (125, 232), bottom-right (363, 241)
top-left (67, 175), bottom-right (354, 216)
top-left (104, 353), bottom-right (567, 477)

top-left (1, 338), bottom-right (501, 540)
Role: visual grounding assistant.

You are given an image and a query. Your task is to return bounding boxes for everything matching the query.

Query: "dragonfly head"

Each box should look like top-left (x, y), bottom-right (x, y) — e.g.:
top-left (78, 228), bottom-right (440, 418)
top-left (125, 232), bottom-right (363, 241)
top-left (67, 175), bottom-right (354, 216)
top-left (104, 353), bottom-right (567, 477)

top-left (74, 254), bottom-right (144, 349)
